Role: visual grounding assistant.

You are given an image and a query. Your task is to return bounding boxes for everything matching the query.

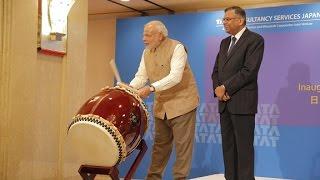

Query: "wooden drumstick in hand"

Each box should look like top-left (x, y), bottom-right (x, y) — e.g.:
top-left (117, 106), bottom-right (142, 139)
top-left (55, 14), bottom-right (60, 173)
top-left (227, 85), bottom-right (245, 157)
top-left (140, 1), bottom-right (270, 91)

top-left (109, 58), bottom-right (122, 83)
top-left (109, 59), bottom-right (138, 94)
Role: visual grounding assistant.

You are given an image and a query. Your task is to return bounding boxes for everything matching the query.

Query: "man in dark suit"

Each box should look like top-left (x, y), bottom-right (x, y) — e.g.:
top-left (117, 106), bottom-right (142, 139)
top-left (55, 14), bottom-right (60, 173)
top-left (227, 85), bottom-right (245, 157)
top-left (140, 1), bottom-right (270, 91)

top-left (211, 6), bottom-right (264, 180)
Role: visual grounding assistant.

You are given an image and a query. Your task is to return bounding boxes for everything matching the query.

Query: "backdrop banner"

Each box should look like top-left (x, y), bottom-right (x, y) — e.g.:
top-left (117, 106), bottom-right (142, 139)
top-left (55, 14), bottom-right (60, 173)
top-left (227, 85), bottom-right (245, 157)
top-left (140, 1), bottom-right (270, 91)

top-left (115, 3), bottom-right (320, 180)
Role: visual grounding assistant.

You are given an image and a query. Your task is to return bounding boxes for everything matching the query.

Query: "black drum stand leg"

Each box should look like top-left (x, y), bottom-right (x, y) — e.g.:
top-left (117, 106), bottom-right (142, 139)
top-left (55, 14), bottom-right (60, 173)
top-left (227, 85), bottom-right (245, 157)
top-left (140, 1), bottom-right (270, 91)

top-left (78, 139), bottom-right (147, 180)
top-left (124, 139), bottom-right (148, 180)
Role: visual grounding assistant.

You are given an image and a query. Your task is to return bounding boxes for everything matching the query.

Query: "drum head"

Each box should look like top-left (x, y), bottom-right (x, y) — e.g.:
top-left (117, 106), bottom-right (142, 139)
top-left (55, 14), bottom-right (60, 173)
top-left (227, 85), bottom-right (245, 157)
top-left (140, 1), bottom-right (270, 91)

top-left (67, 118), bottom-right (123, 167)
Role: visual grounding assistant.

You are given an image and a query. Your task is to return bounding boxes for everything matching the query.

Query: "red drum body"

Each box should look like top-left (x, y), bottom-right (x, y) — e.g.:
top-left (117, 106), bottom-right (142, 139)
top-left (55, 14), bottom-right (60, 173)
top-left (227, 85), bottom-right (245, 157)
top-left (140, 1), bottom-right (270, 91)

top-left (67, 86), bottom-right (149, 167)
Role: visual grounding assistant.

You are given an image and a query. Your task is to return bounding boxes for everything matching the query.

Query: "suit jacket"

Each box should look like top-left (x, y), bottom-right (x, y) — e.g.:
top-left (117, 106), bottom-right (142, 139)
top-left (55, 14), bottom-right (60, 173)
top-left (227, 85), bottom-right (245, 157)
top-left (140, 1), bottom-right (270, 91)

top-left (211, 29), bottom-right (264, 114)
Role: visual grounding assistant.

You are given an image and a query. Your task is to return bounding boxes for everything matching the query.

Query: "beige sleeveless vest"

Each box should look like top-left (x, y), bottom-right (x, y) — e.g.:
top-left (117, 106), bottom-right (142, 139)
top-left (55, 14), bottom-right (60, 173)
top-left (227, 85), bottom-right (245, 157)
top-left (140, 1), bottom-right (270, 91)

top-left (144, 38), bottom-right (199, 119)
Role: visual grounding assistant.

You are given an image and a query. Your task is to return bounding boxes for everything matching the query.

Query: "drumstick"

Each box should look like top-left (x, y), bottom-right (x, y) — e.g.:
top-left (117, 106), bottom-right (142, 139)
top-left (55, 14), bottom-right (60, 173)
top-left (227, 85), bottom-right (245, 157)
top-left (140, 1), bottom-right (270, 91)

top-left (109, 59), bottom-right (138, 94)
top-left (109, 59), bottom-right (122, 83)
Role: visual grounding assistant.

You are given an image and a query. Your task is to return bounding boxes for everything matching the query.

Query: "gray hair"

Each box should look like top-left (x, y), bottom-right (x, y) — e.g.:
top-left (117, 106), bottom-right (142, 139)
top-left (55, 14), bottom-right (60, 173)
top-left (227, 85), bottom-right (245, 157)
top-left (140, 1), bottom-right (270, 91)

top-left (145, 20), bottom-right (168, 37)
top-left (225, 6), bottom-right (247, 25)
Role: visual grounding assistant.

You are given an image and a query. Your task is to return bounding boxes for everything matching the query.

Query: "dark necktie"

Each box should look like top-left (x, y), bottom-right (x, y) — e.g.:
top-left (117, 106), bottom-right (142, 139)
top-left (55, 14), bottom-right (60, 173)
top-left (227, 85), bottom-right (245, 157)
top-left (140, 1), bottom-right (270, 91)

top-left (227, 37), bottom-right (237, 55)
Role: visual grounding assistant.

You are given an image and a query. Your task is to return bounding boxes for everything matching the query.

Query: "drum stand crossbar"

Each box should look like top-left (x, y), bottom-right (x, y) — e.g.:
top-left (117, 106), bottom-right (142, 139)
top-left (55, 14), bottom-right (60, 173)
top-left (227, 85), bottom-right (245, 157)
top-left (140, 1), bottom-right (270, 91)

top-left (78, 139), bottom-right (147, 180)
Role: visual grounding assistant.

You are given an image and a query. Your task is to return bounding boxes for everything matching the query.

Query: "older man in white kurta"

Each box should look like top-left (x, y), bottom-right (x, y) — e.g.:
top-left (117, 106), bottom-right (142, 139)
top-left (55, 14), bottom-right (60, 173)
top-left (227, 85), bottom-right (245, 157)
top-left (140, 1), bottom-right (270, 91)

top-left (130, 21), bottom-right (199, 180)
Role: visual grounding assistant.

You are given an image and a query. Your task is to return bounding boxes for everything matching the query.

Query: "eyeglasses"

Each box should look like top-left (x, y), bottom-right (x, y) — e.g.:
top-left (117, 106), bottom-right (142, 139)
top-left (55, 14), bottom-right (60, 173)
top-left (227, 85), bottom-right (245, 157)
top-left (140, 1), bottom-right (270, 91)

top-left (222, 17), bottom-right (240, 22)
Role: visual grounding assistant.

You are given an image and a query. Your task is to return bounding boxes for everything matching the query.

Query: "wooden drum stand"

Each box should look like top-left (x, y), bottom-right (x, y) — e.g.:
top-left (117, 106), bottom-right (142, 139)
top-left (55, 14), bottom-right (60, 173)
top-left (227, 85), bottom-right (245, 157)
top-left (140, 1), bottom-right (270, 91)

top-left (78, 140), bottom-right (147, 180)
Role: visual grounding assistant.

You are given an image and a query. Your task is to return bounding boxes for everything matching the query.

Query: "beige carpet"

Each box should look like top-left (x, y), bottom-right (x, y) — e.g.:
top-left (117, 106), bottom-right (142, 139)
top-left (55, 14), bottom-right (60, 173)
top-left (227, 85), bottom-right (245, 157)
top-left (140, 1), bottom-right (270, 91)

top-left (191, 174), bottom-right (292, 180)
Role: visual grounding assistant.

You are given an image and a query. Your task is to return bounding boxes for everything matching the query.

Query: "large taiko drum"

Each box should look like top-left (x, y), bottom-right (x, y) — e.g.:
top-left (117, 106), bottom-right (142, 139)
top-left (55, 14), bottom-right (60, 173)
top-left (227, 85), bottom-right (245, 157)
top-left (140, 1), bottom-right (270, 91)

top-left (67, 86), bottom-right (149, 167)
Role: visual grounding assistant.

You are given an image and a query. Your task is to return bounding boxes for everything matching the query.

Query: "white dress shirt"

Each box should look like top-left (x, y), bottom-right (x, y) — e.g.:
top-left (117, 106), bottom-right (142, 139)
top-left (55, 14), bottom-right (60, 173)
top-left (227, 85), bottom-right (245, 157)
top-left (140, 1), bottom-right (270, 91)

top-left (130, 44), bottom-right (187, 92)
top-left (229, 26), bottom-right (246, 49)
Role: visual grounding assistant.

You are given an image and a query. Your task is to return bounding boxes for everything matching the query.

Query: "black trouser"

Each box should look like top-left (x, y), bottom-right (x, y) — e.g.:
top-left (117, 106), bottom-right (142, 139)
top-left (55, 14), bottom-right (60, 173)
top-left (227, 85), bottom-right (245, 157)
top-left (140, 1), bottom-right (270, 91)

top-left (220, 106), bottom-right (255, 180)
